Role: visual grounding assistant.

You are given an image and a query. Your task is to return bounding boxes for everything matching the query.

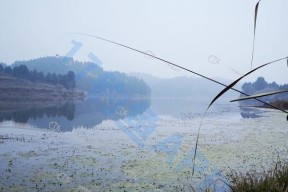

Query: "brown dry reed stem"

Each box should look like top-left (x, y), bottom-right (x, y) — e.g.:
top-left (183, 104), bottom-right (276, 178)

top-left (64, 32), bottom-right (288, 188)
top-left (227, 160), bottom-right (288, 192)
top-left (251, 0), bottom-right (262, 69)
top-left (67, 33), bottom-right (287, 114)
top-left (230, 89), bottom-right (288, 102)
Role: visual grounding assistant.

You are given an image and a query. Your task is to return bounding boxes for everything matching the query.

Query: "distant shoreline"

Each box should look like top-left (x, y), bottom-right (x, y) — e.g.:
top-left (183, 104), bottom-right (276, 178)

top-left (240, 100), bottom-right (288, 110)
top-left (0, 75), bottom-right (85, 109)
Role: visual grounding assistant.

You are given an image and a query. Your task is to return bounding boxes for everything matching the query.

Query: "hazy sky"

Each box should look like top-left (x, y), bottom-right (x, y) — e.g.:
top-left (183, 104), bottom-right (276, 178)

top-left (1, 0), bottom-right (288, 84)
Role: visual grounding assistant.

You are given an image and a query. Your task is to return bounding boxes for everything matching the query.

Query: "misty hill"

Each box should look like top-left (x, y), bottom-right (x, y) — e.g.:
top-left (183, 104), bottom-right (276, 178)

top-left (130, 73), bottom-right (241, 101)
top-left (11, 56), bottom-right (151, 97)
top-left (0, 75), bottom-right (84, 111)
top-left (0, 64), bottom-right (76, 90)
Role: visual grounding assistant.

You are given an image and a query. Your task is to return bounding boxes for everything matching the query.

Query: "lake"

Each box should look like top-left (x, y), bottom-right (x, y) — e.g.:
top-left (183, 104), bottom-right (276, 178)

top-left (1, 97), bottom-right (288, 191)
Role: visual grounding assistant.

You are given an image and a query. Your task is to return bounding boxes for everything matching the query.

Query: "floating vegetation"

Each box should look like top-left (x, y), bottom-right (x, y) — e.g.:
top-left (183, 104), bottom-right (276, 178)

top-left (227, 159), bottom-right (288, 192)
top-left (0, 134), bottom-right (25, 143)
top-left (18, 151), bottom-right (39, 158)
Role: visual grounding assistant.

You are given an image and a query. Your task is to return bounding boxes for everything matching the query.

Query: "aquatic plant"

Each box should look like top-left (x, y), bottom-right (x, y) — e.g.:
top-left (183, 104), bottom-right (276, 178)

top-left (227, 159), bottom-right (288, 192)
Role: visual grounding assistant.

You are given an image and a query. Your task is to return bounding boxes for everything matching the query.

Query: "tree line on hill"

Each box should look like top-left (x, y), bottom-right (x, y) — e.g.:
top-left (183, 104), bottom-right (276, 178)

top-left (240, 77), bottom-right (288, 106)
top-left (0, 63), bottom-right (75, 90)
top-left (9, 56), bottom-right (152, 97)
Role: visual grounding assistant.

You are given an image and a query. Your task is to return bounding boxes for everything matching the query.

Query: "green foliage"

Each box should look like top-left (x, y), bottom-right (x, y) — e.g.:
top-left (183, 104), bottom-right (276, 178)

top-left (0, 63), bottom-right (76, 90)
top-left (9, 56), bottom-right (151, 97)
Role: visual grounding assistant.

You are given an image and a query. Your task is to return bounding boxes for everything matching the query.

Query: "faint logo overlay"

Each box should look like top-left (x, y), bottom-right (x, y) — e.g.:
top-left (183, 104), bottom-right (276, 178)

top-left (114, 109), bottom-right (158, 148)
top-left (115, 106), bottom-right (128, 117)
top-left (144, 49), bottom-right (179, 72)
top-left (126, 170), bottom-right (137, 181)
top-left (144, 50), bottom-right (156, 60)
top-left (208, 54), bottom-right (242, 77)
top-left (167, 64), bottom-right (180, 72)
top-left (88, 52), bottom-right (102, 66)
top-left (60, 39), bottom-right (103, 68)
top-left (69, 149), bottom-right (76, 157)
top-left (49, 121), bottom-right (61, 132)
top-left (60, 40), bottom-right (83, 66)
top-left (208, 55), bottom-right (220, 65)
top-left (229, 68), bottom-right (243, 77)
top-left (78, 186), bottom-right (93, 192)
top-left (56, 172), bottom-right (72, 184)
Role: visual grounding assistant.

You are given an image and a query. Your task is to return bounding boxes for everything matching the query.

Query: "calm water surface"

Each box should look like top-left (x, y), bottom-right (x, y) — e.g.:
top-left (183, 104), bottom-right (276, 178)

top-left (0, 97), bottom-right (287, 191)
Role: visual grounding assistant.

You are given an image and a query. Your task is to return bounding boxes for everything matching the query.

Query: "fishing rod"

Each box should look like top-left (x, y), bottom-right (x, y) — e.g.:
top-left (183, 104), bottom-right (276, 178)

top-left (66, 32), bottom-right (288, 181)
top-left (67, 32), bottom-right (288, 115)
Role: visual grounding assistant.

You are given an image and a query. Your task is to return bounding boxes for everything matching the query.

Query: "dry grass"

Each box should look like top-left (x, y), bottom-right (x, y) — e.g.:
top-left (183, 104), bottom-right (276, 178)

top-left (226, 160), bottom-right (288, 192)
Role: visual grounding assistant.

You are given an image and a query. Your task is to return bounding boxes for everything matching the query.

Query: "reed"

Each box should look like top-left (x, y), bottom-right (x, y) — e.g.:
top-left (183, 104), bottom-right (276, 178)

top-left (63, 1), bottom-right (287, 190)
top-left (227, 160), bottom-right (288, 192)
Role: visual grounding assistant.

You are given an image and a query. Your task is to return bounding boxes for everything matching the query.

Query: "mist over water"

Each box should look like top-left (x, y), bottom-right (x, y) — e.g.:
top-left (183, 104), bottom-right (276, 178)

top-left (1, 1), bottom-right (288, 190)
top-left (1, 95), bottom-right (287, 191)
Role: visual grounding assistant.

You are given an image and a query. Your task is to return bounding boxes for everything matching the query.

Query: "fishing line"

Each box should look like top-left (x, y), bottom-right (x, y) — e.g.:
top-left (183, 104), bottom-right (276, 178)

top-left (65, 32), bottom-right (287, 114)
top-left (62, 32), bottom-right (288, 186)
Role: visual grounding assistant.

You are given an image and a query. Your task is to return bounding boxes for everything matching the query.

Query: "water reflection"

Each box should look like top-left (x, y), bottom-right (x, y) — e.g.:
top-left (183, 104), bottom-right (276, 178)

top-left (239, 107), bottom-right (264, 118)
top-left (0, 97), bottom-right (150, 131)
top-left (0, 97), bottom-right (269, 132)
top-left (0, 103), bottom-right (75, 123)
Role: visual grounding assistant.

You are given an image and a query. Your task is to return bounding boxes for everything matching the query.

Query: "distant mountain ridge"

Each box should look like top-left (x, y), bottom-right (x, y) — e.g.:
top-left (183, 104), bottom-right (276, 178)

top-left (4, 56), bottom-right (244, 100)
top-left (9, 56), bottom-right (151, 97)
top-left (0, 63), bottom-right (76, 90)
top-left (129, 72), bottom-right (241, 100)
